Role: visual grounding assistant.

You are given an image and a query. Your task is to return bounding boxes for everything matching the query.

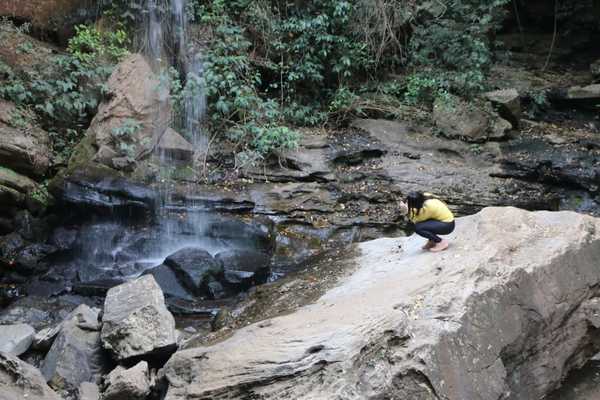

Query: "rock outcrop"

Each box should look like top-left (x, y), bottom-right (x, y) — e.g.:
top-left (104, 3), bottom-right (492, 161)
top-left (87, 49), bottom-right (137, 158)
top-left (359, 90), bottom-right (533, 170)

top-left (85, 54), bottom-right (172, 171)
top-left (484, 88), bottom-right (521, 128)
top-left (163, 207), bottom-right (600, 400)
top-left (0, 351), bottom-right (62, 400)
top-left (0, 0), bottom-right (98, 43)
top-left (0, 100), bottom-right (50, 178)
top-left (100, 275), bottom-right (177, 362)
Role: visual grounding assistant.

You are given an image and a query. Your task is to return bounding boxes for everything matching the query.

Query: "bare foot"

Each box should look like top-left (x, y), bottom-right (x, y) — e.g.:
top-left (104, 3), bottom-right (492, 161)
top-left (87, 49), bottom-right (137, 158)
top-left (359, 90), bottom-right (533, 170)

top-left (422, 240), bottom-right (435, 250)
top-left (429, 240), bottom-right (449, 253)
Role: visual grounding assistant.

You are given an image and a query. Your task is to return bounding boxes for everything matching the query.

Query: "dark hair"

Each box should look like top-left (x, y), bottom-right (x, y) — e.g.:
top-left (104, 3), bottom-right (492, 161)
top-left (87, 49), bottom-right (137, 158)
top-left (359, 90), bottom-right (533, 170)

top-left (407, 191), bottom-right (432, 218)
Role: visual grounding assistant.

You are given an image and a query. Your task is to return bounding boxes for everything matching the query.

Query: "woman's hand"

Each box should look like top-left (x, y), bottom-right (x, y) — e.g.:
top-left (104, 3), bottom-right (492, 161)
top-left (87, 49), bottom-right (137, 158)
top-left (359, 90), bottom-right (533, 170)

top-left (399, 201), bottom-right (408, 215)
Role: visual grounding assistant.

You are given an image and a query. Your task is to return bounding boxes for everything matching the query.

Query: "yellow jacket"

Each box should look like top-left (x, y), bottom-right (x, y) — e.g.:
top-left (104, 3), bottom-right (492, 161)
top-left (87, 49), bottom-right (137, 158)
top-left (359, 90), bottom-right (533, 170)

top-left (408, 198), bottom-right (454, 223)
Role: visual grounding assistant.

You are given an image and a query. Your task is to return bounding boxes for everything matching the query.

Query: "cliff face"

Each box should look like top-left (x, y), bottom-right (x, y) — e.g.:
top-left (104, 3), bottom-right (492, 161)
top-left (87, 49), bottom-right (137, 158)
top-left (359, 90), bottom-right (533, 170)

top-left (163, 207), bottom-right (600, 400)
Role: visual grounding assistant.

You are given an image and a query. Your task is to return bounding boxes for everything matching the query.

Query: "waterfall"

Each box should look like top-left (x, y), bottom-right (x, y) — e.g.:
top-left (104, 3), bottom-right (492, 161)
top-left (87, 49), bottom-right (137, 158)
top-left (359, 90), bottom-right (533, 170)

top-left (101, 0), bottom-right (211, 265)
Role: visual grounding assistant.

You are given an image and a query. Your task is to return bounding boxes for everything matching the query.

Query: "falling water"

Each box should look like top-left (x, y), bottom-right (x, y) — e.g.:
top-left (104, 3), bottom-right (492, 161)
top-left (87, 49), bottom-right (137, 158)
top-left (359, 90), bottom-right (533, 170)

top-left (97, 0), bottom-right (211, 268)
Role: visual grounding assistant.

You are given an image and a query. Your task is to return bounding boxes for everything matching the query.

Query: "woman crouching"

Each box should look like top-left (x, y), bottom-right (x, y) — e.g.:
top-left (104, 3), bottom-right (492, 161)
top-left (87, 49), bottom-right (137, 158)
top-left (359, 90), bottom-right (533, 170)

top-left (400, 191), bottom-right (455, 252)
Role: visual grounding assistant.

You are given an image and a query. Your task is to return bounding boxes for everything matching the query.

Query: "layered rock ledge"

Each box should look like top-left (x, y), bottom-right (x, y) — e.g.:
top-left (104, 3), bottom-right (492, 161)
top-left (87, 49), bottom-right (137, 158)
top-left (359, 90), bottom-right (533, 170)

top-left (163, 207), bottom-right (600, 400)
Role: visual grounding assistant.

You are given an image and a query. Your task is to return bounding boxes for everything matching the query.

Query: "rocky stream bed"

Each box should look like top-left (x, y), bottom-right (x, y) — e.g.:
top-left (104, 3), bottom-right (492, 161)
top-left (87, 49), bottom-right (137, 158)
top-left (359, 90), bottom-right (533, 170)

top-left (2, 1), bottom-right (600, 398)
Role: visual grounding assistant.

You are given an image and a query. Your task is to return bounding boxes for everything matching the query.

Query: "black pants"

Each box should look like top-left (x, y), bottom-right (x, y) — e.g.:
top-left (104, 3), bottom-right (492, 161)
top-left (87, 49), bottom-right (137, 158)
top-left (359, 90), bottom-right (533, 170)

top-left (414, 220), bottom-right (455, 243)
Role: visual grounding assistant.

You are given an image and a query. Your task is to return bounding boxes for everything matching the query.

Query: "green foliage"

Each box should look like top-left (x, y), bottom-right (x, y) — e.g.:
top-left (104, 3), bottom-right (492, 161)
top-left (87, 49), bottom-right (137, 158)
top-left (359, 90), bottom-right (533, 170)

top-left (0, 20), bottom-right (130, 164)
top-left (111, 118), bottom-right (142, 138)
top-left (30, 182), bottom-right (51, 207)
top-left (7, 107), bottom-right (32, 129)
top-left (190, 1), bottom-right (299, 156)
top-left (68, 25), bottom-right (129, 65)
top-left (111, 118), bottom-right (142, 157)
top-left (526, 89), bottom-right (549, 118)
top-left (405, 75), bottom-right (449, 105)
top-left (407, 0), bottom-right (509, 102)
top-left (16, 41), bottom-right (34, 55)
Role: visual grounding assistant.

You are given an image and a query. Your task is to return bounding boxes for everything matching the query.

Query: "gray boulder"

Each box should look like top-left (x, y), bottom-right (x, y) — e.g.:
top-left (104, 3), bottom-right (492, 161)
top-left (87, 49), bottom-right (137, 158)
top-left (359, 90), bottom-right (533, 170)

top-left (484, 88), bottom-right (521, 128)
top-left (157, 127), bottom-right (194, 163)
top-left (41, 304), bottom-right (107, 392)
top-left (32, 324), bottom-right (62, 351)
top-left (100, 275), bottom-right (177, 362)
top-left (0, 323), bottom-right (34, 355)
top-left (215, 249), bottom-right (270, 287)
top-left (433, 94), bottom-right (511, 141)
top-left (0, 351), bottom-right (62, 400)
top-left (143, 264), bottom-right (194, 301)
top-left (79, 382), bottom-right (100, 400)
top-left (163, 208), bottom-right (600, 400)
top-left (163, 248), bottom-right (223, 297)
top-left (102, 361), bottom-right (150, 400)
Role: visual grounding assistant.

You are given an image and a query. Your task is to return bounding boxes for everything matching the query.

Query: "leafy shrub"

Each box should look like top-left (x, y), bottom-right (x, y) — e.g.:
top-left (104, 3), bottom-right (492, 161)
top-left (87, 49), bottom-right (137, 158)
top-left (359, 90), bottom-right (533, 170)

top-left (193, 1), bottom-right (299, 156)
top-left (0, 20), bottom-right (130, 164)
top-left (406, 0), bottom-right (510, 102)
top-left (68, 25), bottom-right (129, 65)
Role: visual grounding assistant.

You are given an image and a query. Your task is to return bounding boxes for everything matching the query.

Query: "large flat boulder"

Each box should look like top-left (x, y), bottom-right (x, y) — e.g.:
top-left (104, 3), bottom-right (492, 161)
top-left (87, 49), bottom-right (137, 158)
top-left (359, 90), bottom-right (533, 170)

top-left (163, 208), bottom-right (600, 400)
top-left (41, 304), bottom-right (107, 392)
top-left (0, 100), bottom-right (50, 178)
top-left (100, 275), bottom-right (177, 362)
top-left (0, 351), bottom-right (62, 400)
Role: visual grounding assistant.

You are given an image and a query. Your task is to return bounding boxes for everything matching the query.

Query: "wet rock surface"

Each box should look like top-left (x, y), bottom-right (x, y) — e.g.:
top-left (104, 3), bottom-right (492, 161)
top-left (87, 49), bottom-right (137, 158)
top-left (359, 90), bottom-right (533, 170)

top-left (215, 249), bottom-right (270, 288)
top-left (163, 208), bottom-right (600, 400)
top-left (163, 248), bottom-right (222, 297)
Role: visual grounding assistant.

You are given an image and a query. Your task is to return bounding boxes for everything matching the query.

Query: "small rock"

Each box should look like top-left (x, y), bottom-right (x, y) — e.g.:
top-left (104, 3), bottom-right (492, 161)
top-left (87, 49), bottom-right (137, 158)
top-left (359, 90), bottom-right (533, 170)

top-left (484, 88), bottom-right (521, 128)
top-left (207, 279), bottom-right (227, 299)
top-left (101, 275), bottom-right (177, 362)
top-left (0, 323), bottom-right (34, 355)
top-left (183, 326), bottom-right (197, 334)
top-left (591, 59), bottom-right (600, 81)
top-left (79, 381), bottom-right (100, 400)
top-left (32, 324), bottom-right (62, 351)
top-left (157, 127), bottom-right (194, 162)
top-left (102, 361), bottom-right (150, 400)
